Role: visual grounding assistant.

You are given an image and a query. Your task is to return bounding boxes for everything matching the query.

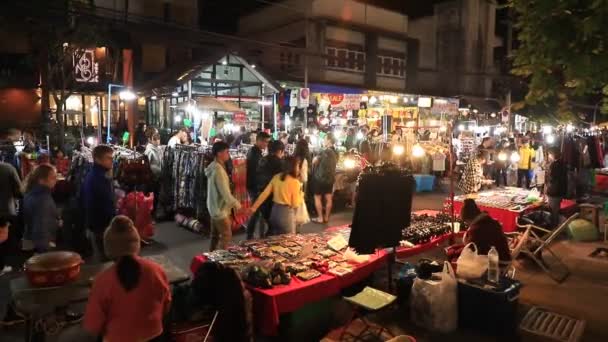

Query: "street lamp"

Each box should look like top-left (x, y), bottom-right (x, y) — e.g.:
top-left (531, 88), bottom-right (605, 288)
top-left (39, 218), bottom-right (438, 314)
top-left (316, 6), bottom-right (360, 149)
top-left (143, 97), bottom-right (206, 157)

top-left (107, 83), bottom-right (136, 144)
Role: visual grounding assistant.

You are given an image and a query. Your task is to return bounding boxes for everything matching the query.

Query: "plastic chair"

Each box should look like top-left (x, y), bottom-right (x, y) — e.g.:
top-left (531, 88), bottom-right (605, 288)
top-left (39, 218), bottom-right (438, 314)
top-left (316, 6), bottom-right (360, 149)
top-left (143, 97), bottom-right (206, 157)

top-left (508, 213), bottom-right (579, 283)
top-left (339, 287), bottom-right (397, 341)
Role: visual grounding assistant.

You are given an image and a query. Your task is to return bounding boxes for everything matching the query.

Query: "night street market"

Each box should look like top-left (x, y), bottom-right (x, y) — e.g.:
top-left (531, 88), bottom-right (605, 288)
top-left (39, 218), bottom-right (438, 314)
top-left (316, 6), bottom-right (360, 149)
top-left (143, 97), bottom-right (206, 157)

top-left (1, 1), bottom-right (608, 341)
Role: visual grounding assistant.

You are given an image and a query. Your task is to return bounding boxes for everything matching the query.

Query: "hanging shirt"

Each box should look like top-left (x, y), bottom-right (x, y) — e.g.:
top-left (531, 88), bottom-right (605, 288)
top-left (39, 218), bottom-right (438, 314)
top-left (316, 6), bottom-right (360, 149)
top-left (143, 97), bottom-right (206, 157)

top-left (432, 152), bottom-right (446, 172)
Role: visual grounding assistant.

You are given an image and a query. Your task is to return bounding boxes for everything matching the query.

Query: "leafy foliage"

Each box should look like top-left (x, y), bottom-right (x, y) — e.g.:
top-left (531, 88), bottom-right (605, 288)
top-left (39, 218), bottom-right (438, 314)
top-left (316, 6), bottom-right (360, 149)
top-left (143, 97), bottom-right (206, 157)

top-left (509, 0), bottom-right (608, 118)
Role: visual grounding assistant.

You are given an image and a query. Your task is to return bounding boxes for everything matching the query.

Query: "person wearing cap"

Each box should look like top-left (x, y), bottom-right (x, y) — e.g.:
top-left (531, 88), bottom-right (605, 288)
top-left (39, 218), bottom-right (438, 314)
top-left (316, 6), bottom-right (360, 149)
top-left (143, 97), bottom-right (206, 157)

top-left (83, 216), bottom-right (171, 342)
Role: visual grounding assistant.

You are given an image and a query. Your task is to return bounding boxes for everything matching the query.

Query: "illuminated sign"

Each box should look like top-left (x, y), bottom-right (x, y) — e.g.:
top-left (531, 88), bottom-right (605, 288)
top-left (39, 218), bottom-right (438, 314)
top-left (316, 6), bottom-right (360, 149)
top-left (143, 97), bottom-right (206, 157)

top-left (73, 49), bottom-right (99, 83)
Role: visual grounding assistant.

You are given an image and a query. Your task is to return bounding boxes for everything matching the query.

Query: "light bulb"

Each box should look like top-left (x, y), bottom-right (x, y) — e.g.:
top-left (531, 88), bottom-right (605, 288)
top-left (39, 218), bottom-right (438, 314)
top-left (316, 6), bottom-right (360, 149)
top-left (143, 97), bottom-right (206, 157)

top-left (458, 124), bottom-right (465, 131)
top-left (412, 144), bottom-right (425, 157)
top-left (344, 158), bottom-right (356, 169)
top-left (356, 132), bottom-right (364, 140)
top-left (86, 136), bottom-right (96, 146)
top-left (498, 152), bottom-right (507, 161)
top-left (393, 144), bottom-right (405, 156)
top-left (510, 152), bottom-right (520, 163)
top-left (546, 134), bottom-right (555, 144)
top-left (174, 115), bottom-right (182, 122)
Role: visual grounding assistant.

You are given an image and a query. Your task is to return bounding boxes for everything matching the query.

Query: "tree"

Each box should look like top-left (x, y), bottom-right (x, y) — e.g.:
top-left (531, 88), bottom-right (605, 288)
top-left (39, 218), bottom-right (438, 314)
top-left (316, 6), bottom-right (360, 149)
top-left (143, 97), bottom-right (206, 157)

top-left (509, 0), bottom-right (608, 120)
top-left (2, 0), bottom-right (119, 146)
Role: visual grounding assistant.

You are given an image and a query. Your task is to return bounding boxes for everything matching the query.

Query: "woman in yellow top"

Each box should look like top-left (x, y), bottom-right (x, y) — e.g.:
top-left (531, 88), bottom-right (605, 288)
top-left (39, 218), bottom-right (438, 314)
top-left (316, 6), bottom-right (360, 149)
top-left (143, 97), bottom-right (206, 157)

top-left (250, 156), bottom-right (303, 235)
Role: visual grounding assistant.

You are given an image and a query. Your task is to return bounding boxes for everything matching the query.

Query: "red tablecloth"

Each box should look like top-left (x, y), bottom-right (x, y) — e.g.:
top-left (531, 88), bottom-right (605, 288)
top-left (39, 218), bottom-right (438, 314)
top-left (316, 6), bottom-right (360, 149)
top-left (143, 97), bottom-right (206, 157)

top-left (451, 199), bottom-right (578, 233)
top-left (190, 250), bottom-right (388, 336)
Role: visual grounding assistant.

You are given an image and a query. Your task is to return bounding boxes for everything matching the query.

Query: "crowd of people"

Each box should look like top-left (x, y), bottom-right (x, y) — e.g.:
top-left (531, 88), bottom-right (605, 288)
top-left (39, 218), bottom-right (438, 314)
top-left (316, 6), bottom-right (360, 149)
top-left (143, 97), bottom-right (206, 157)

top-left (459, 135), bottom-right (568, 228)
top-left (0, 119), bottom-right (588, 340)
top-left (0, 122), bottom-right (344, 339)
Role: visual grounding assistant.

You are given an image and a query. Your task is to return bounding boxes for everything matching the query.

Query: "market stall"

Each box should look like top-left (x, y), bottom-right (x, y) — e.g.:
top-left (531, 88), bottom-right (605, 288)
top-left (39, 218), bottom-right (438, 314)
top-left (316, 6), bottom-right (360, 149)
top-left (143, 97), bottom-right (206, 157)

top-left (160, 143), bottom-right (250, 234)
top-left (190, 227), bottom-right (389, 336)
top-left (449, 187), bottom-right (577, 232)
top-left (189, 208), bottom-right (460, 336)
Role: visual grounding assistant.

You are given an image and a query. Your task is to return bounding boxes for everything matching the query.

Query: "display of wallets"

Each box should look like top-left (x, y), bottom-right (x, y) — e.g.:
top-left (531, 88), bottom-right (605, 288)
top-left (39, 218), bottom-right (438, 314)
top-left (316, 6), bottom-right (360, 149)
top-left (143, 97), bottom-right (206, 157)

top-left (296, 270), bottom-right (321, 281)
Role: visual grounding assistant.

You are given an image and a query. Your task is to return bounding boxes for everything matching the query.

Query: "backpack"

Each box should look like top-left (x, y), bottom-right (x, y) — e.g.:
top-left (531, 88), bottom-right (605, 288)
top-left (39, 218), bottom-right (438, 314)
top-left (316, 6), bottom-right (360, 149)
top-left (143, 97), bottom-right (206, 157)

top-left (314, 149), bottom-right (337, 183)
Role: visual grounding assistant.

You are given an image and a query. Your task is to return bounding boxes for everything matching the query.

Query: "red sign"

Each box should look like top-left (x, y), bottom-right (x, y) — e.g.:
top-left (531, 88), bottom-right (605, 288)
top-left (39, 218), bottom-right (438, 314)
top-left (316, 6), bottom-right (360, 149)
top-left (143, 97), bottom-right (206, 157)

top-left (328, 94), bottom-right (345, 106)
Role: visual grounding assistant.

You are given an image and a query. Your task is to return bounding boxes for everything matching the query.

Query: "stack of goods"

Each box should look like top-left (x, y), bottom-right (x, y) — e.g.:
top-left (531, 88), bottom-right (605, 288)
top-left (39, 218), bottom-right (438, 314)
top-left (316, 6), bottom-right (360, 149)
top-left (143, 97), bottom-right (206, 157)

top-left (401, 213), bottom-right (452, 245)
top-left (203, 228), bottom-right (358, 288)
top-left (455, 187), bottom-right (540, 211)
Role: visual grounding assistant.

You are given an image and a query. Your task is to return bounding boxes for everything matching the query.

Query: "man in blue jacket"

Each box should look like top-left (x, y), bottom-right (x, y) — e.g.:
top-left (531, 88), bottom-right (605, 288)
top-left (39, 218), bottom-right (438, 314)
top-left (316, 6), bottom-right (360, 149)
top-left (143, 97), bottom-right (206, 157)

top-left (83, 145), bottom-right (115, 261)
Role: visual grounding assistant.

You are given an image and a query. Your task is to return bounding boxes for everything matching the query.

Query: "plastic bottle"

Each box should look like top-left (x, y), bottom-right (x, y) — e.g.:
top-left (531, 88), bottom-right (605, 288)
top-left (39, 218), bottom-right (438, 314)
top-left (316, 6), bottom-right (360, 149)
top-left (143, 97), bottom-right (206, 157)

top-left (487, 246), bottom-right (500, 283)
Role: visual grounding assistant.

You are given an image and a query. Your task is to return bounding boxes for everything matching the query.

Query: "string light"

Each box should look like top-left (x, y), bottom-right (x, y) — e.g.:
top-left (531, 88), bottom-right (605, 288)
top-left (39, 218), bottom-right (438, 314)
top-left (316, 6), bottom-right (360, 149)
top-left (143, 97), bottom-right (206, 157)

top-left (412, 144), bottom-right (425, 157)
top-left (393, 144), bottom-right (405, 156)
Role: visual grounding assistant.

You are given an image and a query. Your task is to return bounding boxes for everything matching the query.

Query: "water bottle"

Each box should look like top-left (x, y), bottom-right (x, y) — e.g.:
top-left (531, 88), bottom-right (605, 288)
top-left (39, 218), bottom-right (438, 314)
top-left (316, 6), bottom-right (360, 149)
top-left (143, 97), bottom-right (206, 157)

top-left (487, 246), bottom-right (500, 283)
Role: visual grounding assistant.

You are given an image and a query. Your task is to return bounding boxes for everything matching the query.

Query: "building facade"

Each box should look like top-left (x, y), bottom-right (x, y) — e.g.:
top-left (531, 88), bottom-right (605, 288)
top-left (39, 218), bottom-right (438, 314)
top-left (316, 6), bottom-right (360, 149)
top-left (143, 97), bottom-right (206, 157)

top-left (408, 0), bottom-right (502, 99)
top-left (239, 0), bottom-right (503, 105)
top-left (238, 0), bottom-right (414, 93)
top-left (0, 0), bottom-right (200, 131)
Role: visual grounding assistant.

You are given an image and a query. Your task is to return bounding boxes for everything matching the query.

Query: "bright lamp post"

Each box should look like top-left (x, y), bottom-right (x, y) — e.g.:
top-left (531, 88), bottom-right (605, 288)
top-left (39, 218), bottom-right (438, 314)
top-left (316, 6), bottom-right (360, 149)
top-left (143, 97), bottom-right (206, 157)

top-left (107, 83), bottom-right (135, 143)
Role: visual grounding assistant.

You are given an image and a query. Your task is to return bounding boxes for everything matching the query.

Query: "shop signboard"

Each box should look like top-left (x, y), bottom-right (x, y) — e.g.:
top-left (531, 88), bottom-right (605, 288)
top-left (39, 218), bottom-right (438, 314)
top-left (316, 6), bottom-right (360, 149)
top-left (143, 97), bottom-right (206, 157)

top-left (289, 89), bottom-right (299, 107)
top-left (299, 88), bottom-right (310, 108)
top-left (73, 48), bottom-right (99, 83)
top-left (501, 107), bottom-right (510, 123)
top-left (317, 93), bottom-right (361, 110)
top-left (233, 112), bottom-right (247, 123)
top-left (431, 98), bottom-right (459, 115)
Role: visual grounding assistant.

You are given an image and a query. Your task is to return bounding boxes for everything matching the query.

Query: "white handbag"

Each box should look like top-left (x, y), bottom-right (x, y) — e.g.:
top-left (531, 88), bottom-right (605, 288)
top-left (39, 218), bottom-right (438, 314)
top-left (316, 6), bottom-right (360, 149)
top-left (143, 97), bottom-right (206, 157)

top-left (295, 201), bottom-right (310, 225)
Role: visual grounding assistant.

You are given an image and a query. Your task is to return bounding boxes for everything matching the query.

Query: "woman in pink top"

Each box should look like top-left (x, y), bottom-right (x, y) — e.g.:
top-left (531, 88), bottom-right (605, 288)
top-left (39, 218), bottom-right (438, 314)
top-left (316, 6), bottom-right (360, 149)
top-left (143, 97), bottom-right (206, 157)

top-left (83, 215), bottom-right (171, 341)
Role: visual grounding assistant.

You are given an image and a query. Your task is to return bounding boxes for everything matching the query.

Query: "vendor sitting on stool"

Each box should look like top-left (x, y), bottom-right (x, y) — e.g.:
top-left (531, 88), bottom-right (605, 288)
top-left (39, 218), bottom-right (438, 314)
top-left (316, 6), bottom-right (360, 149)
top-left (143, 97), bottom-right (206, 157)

top-left (448, 199), bottom-right (512, 265)
top-left (461, 199), bottom-right (511, 262)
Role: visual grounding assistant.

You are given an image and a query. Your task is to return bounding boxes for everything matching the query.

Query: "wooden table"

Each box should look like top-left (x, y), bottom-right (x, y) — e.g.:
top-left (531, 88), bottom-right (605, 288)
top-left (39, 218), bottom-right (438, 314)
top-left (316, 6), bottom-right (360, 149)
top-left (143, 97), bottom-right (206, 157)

top-left (10, 254), bottom-right (189, 341)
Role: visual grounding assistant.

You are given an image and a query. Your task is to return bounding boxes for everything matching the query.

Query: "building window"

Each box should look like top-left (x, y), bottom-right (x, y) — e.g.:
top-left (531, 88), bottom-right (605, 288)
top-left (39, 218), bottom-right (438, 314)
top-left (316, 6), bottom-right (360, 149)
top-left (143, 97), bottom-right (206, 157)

top-left (377, 55), bottom-right (405, 78)
top-left (325, 47), bottom-right (365, 72)
top-left (280, 52), bottom-right (300, 71)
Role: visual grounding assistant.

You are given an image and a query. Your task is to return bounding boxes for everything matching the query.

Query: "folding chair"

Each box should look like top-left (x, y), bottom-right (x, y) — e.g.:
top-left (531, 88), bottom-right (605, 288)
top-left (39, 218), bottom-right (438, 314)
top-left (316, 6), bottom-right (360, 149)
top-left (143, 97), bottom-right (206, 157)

top-left (508, 213), bottom-right (579, 283)
top-left (504, 224), bottom-right (533, 279)
top-left (339, 287), bottom-right (397, 341)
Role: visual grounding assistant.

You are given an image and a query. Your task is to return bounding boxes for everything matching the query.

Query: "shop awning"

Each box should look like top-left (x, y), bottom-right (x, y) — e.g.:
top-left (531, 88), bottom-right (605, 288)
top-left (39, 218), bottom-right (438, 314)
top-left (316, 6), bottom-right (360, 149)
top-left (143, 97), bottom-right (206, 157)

top-left (195, 96), bottom-right (243, 112)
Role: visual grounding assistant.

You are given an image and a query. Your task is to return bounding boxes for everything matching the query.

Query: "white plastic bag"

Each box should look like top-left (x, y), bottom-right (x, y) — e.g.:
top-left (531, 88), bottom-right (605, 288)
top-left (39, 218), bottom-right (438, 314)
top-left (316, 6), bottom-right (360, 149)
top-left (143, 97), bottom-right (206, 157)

top-left (456, 242), bottom-right (488, 280)
top-left (295, 201), bottom-right (310, 225)
top-left (410, 261), bottom-right (458, 333)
